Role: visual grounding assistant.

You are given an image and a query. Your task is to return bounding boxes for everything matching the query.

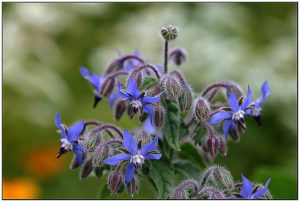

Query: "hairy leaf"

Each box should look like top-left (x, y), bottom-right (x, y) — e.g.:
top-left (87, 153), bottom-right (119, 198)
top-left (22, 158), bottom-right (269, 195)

top-left (178, 142), bottom-right (206, 169)
top-left (139, 76), bottom-right (158, 91)
top-left (173, 159), bottom-right (203, 180)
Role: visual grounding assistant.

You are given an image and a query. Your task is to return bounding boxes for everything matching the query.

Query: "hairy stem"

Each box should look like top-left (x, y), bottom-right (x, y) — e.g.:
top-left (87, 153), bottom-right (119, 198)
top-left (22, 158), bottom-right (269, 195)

top-left (208, 88), bottom-right (219, 102)
top-left (164, 40), bottom-right (169, 74)
top-left (93, 124), bottom-right (123, 138)
top-left (137, 64), bottom-right (161, 79)
top-left (120, 54), bottom-right (145, 64)
top-left (202, 82), bottom-right (230, 97)
top-left (170, 70), bottom-right (187, 86)
top-left (106, 139), bottom-right (123, 145)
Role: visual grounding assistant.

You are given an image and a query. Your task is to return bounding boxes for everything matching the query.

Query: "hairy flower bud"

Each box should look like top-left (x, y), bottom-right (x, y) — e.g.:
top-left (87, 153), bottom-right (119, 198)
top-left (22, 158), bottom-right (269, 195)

top-left (134, 129), bottom-right (152, 145)
top-left (206, 135), bottom-right (219, 159)
top-left (129, 70), bottom-right (142, 88)
top-left (100, 76), bottom-right (115, 97)
top-left (178, 85), bottom-right (193, 112)
top-left (161, 24), bottom-right (178, 40)
top-left (164, 76), bottom-right (181, 101)
top-left (139, 112), bottom-right (148, 123)
top-left (227, 83), bottom-right (244, 101)
top-left (92, 144), bottom-right (109, 166)
top-left (104, 59), bottom-right (123, 75)
top-left (211, 191), bottom-right (226, 199)
top-left (194, 97), bottom-right (210, 121)
top-left (80, 156), bottom-right (93, 181)
top-left (114, 100), bottom-right (126, 122)
top-left (82, 130), bottom-right (101, 152)
top-left (154, 106), bottom-right (164, 128)
top-left (169, 48), bottom-right (186, 66)
top-left (212, 166), bottom-right (234, 191)
top-left (170, 188), bottom-right (188, 199)
top-left (127, 176), bottom-right (139, 197)
top-left (229, 128), bottom-right (240, 142)
top-left (108, 171), bottom-right (124, 196)
top-left (218, 137), bottom-right (227, 156)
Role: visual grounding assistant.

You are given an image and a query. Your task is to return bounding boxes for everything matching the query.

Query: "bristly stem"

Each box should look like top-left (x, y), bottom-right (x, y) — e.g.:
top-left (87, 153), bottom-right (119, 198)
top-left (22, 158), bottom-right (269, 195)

top-left (93, 124), bottom-right (123, 138)
top-left (106, 139), bottom-right (123, 145)
top-left (170, 70), bottom-right (187, 86)
top-left (179, 179), bottom-right (200, 193)
top-left (208, 88), bottom-right (219, 102)
top-left (202, 82), bottom-right (230, 97)
top-left (204, 121), bottom-right (216, 136)
top-left (120, 55), bottom-right (145, 64)
top-left (110, 71), bottom-right (128, 78)
top-left (137, 64), bottom-right (161, 79)
top-left (164, 40), bottom-right (169, 74)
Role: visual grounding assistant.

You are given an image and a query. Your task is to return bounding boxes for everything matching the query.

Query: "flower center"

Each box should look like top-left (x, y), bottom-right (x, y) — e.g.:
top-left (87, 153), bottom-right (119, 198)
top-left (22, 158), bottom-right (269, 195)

top-left (61, 138), bottom-right (73, 151)
top-left (232, 110), bottom-right (245, 121)
top-left (251, 108), bottom-right (261, 117)
top-left (130, 151), bottom-right (145, 167)
top-left (130, 99), bottom-right (143, 110)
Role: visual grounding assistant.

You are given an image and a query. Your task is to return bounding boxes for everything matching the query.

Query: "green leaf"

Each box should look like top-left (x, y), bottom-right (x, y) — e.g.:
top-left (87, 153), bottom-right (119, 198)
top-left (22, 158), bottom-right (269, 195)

top-left (139, 76), bottom-right (158, 91)
top-left (179, 118), bottom-right (189, 139)
top-left (161, 99), bottom-right (181, 151)
top-left (99, 184), bottom-right (110, 199)
top-left (94, 164), bottom-right (109, 178)
top-left (177, 142), bottom-right (206, 169)
top-left (148, 158), bottom-right (175, 199)
top-left (173, 159), bottom-right (203, 180)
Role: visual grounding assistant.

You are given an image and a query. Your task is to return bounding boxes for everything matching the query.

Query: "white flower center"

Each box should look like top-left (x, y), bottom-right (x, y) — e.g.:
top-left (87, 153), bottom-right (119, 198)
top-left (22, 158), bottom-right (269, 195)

top-left (130, 99), bottom-right (143, 109)
top-left (251, 108), bottom-right (261, 117)
top-left (130, 151), bottom-right (145, 166)
top-left (232, 110), bottom-right (245, 121)
top-left (61, 138), bottom-right (73, 151)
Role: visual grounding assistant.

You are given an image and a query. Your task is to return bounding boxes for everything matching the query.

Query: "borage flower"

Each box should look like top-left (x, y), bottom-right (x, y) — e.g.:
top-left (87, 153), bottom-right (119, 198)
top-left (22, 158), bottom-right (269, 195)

top-left (103, 129), bottom-right (161, 184)
top-left (210, 86), bottom-right (252, 138)
top-left (55, 112), bottom-right (86, 165)
top-left (118, 77), bottom-right (163, 120)
top-left (231, 173), bottom-right (271, 199)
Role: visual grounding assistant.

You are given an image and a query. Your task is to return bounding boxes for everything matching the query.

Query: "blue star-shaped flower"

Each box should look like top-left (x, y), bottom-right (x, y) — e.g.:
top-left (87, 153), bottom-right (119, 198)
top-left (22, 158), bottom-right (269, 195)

top-left (55, 112), bottom-right (86, 165)
top-left (118, 77), bottom-right (163, 120)
top-left (210, 86), bottom-right (252, 138)
top-left (231, 173), bottom-right (271, 199)
top-left (103, 129), bottom-right (162, 184)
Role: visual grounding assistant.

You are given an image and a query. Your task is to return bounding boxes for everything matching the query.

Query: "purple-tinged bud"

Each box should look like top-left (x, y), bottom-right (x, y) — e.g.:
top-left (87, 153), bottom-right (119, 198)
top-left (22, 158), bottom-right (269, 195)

top-left (170, 188), bottom-right (188, 199)
top-left (160, 24), bottom-right (178, 41)
top-left (199, 166), bottom-right (215, 188)
top-left (218, 137), bottom-right (227, 156)
top-left (100, 76), bottom-right (115, 97)
top-left (212, 166), bottom-right (234, 191)
top-left (179, 85), bottom-right (193, 112)
top-left (229, 128), bottom-right (240, 142)
top-left (139, 112), bottom-right (148, 123)
top-left (92, 144), bottom-right (109, 166)
top-left (108, 171), bottom-right (124, 196)
top-left (211, 191), bottom-right (226, 199)
top-left (194, 97), bottom-right (210, 121)
top-left (127, 176), bottom-right (139, 197)
top-left (226, 83), bottom-right (244, 101)
top-left (129, 70), bottom-right (142, 88)
top-left (82, 130), bottom-right (101, 152)
top-left (114, 100), bottom-right (126, 122)
top-left (206, 136), bottom-right (219, 160)
top-left (154, 106), bottom-right (164, 128)
top-left (134, 129), bottom-right (152, 145)
top-left (104, 59), bottom-right (123, 75)
top-left (169, 48), bottom-right (186, 66)
top-left (164, 77), bottom-right (181, 101)
top-left (80, 156), bottom-right (93, 181)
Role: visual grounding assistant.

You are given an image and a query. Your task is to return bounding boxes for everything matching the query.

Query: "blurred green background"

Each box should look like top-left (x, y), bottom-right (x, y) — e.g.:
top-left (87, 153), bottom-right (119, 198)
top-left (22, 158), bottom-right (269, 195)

top-left (3, 2), bottom-right (297, 199)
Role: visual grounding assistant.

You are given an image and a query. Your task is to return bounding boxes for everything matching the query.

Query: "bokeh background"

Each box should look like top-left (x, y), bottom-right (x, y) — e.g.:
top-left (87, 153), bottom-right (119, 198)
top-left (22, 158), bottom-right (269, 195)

top-left (3, 2), bottom-right (297, 199)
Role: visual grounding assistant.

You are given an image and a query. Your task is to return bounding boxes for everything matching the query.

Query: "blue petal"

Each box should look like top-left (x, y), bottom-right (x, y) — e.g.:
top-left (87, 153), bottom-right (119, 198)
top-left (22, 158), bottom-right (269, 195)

top-left (55, 112), bottom-right (66, 138)
top-left (222, 120), bottom-right (233, 138)
top-left (123, 129), bottom-right (138, 155)
top-left (144, 117), bottom-right (156, 134)
top-left (142, 104), bottom-right (154, 122)
top-left (126, 77), bottom-right (140, 100)
top-left (240, 173), bottom-right (253, 199)
top-left (241, 85), bottom-right (252, 110)
top-left (261, 80), bottom-right (271, 98)
top-left (90, 73), bottom-right (101, 92)
top-left (73, 143), bottom-right (87, 153)
top-left (67, 120), bottom-right (84, 142)
top-left (253, 178), bottom-right (271, 199)
top-left (145, 153), bottom-right (162, 160)
top-left (118, 81), bottom-right (131, 99)
top-left (103, 153), bottom-right (130, 166)
top-left (140, 136), bottom-right (159, 156)
top-left (155, 65), bottom-right (163, 74)
top-left (73, 149), bottom-right (83, 166)
top-left (109, 91), bottom-right (120, 109)
top-left (80, 67), bottom-right (90, 79)
top-left (125, 163), bottom-right (135, 185)
top-left (228, 93), bottom-right (239, 112)
top-left (210, 111), bottom-right (232, 124)
top-left (142, 91), bottom-right (164, 104)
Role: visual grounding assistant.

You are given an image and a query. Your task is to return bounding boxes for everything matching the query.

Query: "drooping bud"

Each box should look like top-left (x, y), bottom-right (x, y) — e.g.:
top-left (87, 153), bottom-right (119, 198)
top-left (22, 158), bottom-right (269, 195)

top-left (218, 136), bottom-right (227, 156)
top-left (114, 100), bottom-right (126, 122)
top-left (169, 48), bottom-right (186, 66)
top-left (160, 24), bottom-right (178, 41)
top-left (164, 76), bottom-right (181, 101)
top-left (104, 59), bottom-right (123, 75)
top-left (229, 128), bottom-right (240, 142)
top-left (194, 97), bottom-right (210, 121)
top-left (100, 76), bottom-right (115, 97)
top-left (81, 130), bottom-right (101, 152)
top-left (170, 188), bottom-right (188, 199)
top-left (212, 166), bottom-right (234, 191)
top-left (108, 171), bottom-right (124, 196)
top-left (127, 176), bottom-right (139, 197)
top-left (211, 191), bottom-right (226, 199)
top-left (139, 112), bottom-right (148, 123)
top-left (92, 144), bottom-right (109, 166)
top-left (178, 84), bottom-right (193, 112)
top-left (154, 106), bottom-right (164, 128)
top-left (206, 135), bottom-right (219, 159)
top-left (199, 166), bottom-right (215, 188)
top-left (134, 129), bottom-right (152, 145)
top-left (80, 156), bottom-right (93, 181)
top-left (226, 83), bottom-right (244, 101)
top-left (129, 70), bottom-right (142, 88)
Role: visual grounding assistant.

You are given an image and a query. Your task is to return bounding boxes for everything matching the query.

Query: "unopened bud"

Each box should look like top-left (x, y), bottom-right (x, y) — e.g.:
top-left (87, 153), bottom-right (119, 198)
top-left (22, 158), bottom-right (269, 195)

top-left (100, 76), bottom-right (115, 97)
top-left (179, 85), bottom-right (193, 112)
top-left (82, 130), bottom-right (101, 152)
top-left (154, 106), bottom-right (164, 128)
top-left (212, 166), bottom-right (234, 191)
top-left (194, 97), bottom-right (210, 121)
top-left (211, 191), bottom-right (226, 199)
top-left (139, 112), bottom-right (148, 123)
top-left (164, 77), bottom-right (181, 101)
top-left (80, 156), bottom-right (93, 181)
top-left (92, 144), bottom-right (109, 166)
top-left (114, 100), bottom-right (126, 122)
top-left (127, 176), bottom-right (139, 197)
top-left (104, 59), bottom-right (123, 75)
top-left (160, 24), bottom-right (178, 41)
top-left (170, 188), bottom-right (188, 199)
top-left (206, 135), bottom-right (219, 159)
top-left (129, 70), bottom-right (142, 88)
top-left (227, 83), bottom-right (244, 101)
top-left (169, 48), bottom-right (186, 66)
top-left (134, 129), bottom-right (152, 145)
top-left (218, 137), bottom-right (227, 156)
top-left (229, 128), bottom-right (240, 142)
top-left (109, 171), bottom-right (124, 196)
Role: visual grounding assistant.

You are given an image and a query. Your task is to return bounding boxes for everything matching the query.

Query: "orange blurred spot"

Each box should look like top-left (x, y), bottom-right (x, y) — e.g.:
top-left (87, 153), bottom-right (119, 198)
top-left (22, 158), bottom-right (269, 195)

top-left (24, 146), bottom-right (67, 179)
top-left (3, 178), bottom-right (40, 199)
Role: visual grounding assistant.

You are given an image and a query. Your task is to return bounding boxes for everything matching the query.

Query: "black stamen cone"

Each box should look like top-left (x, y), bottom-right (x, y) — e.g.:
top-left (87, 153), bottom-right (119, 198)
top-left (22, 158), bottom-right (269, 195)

top-left (56, 147), bottom-right (66, 159)
top-left (254, 115), bottom-right (262, 126)
top-left (93, 96), bottom-right (102, 108)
